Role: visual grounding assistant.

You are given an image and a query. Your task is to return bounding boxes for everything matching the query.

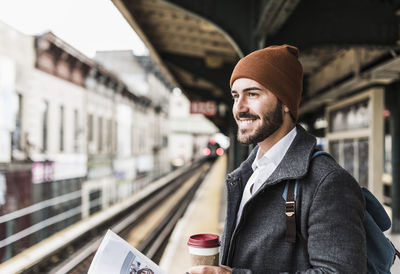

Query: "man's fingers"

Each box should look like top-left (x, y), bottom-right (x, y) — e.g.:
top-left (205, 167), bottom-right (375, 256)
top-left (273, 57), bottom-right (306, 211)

top-left (188, 265), bottom-right (209, 273)
top-left (187, 265), bottom-right (232, 274)
top-left (219, 265), bottom-right (232, 272)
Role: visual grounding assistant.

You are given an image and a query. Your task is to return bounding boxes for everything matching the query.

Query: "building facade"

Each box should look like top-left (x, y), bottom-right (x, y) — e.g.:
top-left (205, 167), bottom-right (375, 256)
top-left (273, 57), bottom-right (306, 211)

top-left (0, 22), bottom-right (176, 262)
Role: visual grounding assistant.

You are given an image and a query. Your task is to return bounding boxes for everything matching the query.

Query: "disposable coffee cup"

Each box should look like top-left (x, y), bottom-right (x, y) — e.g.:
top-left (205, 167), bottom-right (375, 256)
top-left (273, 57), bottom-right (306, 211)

top-left (187, 233), bottom-right (220, 266)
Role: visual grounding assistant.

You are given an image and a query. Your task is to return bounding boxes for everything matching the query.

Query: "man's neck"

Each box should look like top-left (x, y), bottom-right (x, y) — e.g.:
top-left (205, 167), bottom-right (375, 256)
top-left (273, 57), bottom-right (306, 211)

top-left (257, 122), bottom-right (296, 159)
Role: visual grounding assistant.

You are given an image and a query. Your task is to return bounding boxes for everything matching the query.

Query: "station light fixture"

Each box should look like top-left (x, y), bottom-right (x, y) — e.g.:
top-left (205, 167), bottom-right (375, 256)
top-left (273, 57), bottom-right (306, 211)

top-left (203, 147), bottom-right (211, 156)
top-left (216, 147), bottom-right (224, 156)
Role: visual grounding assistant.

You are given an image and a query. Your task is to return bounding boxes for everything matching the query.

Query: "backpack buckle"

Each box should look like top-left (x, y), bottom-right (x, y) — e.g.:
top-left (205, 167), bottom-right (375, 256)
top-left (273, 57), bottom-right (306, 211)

top-left (285, 201), bottom-right (295, 217)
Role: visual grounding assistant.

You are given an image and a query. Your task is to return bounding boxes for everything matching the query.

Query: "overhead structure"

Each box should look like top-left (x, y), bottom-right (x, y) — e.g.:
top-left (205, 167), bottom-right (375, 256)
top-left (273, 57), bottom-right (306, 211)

top-left (113, 0), bottom-right (243, 132)
top-left (112, 0), bottom-right (400, 134)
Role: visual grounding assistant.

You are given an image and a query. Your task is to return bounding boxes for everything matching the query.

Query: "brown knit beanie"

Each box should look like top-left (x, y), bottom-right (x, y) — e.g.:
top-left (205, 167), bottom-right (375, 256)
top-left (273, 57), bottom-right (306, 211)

top-left (230, 44), bottom-right (303, 120)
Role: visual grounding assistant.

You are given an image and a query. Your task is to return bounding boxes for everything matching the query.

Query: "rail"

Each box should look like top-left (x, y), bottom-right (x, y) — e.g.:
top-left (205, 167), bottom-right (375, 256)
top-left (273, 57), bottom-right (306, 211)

top-left (0, 159), bottom-right (213, 273)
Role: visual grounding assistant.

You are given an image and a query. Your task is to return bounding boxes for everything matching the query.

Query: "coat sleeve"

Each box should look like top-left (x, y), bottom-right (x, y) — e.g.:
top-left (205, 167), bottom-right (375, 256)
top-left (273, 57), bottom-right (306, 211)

top-left (297, 169), bottom-right (367, 274)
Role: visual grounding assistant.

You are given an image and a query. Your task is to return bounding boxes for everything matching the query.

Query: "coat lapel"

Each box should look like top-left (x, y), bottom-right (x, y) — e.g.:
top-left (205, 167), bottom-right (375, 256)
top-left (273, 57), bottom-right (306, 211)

top-left (259, 125), bottom-right (317, 188)
top-left (227, 125), bottom-right (317, 198)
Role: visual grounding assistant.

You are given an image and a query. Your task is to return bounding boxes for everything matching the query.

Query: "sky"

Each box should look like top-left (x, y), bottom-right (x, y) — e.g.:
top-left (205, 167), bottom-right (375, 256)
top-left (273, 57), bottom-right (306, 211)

top-left (0, 0), bottom-right (148, 57)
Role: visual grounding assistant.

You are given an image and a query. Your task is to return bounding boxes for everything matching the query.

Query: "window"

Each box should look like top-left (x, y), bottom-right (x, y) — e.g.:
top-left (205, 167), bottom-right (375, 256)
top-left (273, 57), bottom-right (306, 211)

top-left (41, 100), bottom-right (49, 152)
top-left (162, 136), bottom-right (168, 148)
top-left (131, 124), bottom-right (136, 155)
top-left (326, 89), bottom-right (384, 200)
top-left (59, 105), bottom-right (64, 152)
top-left (139, 129), bottom-right (145, 153)
top-left (98, 116), bottom-right (103, 152)
top-left (87, 114), bottom-right (93, 142)
top-left (113, 121), bottom-right (117, 153)
top-left (74, 109), bottom-right (79, 153)
top-left (12, 94), bottom-right (23, 152)
top-left (107, 119), bottom-right (112, 153)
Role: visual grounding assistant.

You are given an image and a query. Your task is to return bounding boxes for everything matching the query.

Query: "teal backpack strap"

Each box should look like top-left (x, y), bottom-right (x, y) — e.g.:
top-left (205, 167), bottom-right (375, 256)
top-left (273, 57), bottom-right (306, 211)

top-left (283, 150), bottom-right (400, 272)
top-left (283, 150), bottom-right (331, 243)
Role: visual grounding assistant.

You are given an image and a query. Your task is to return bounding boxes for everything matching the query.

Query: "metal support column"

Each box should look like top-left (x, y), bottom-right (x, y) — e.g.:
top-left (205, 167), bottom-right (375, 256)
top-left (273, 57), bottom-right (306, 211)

top-left (387, 84), bottom-right (400, 233)
top-left (231, 135), bottom-right (249, 171)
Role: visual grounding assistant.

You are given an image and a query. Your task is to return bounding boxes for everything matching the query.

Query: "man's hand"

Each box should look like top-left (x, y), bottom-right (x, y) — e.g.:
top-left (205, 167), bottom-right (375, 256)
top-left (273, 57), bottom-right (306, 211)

top-left (187, 265), bottom-right (232, 274)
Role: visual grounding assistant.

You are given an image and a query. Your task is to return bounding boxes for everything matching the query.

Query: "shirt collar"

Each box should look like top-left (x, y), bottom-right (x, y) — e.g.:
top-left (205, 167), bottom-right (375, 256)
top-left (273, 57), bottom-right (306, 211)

top-left (251, 127), bottom-right (297, 171)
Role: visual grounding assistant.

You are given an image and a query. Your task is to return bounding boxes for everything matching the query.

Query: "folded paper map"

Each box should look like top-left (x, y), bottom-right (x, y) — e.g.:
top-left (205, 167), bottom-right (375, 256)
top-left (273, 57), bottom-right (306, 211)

top-left (88, 230), bottom-right (166, 274)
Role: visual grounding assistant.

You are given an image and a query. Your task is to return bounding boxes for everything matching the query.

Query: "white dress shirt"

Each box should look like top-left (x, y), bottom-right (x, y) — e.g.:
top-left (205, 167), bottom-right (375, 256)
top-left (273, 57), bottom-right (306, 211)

top-left (236, 127), bottom-right (297, 226)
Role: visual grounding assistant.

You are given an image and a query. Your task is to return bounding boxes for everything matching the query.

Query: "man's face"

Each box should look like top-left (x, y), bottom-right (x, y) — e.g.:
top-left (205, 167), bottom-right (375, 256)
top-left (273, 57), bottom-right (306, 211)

top-left (231, 78), bottom-right (283, 145)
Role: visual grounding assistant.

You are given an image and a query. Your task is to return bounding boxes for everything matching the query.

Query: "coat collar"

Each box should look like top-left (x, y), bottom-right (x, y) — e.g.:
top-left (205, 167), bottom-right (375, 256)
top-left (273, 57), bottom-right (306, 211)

top-left (227, 125), bottom-right (316, 187)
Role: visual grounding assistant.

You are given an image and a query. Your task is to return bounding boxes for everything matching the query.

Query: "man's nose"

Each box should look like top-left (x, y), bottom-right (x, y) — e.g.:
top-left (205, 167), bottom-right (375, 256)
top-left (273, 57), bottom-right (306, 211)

top-left (236, 96), bottom-right (249, 112)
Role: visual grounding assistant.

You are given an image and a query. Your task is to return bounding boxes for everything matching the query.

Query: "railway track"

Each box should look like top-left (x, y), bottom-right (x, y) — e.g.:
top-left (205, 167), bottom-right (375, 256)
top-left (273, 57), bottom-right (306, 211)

top-left (3, 159), bottom-right (214, 274)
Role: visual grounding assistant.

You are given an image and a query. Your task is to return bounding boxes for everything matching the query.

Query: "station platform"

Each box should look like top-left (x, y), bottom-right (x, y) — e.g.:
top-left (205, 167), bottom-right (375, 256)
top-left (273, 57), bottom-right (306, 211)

top-left (159, 155), bottom-right (227, 273)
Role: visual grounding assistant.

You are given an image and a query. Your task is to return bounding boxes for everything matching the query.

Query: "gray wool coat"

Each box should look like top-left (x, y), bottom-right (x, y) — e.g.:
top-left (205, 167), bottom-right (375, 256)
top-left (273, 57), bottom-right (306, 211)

top-left (221, 125), bottom-right (366, 273)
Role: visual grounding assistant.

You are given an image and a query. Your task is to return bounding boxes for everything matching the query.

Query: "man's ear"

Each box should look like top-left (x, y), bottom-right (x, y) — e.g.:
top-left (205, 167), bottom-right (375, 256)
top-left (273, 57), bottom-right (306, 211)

top-left (283, 105), bottom-right (290, 113)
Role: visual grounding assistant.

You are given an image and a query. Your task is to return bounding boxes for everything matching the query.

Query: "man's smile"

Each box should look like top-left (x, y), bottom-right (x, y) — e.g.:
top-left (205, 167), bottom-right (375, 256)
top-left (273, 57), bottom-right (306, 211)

top-left (236, 113), bottom-right (259, 128)
top-left (238, 118), bottom-right (257, 125)
top-left (240, 119), bottom-right (255, 123)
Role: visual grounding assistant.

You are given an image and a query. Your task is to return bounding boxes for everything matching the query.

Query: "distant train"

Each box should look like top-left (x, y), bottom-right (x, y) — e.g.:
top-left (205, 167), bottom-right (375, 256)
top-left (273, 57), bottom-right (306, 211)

top-left (203, 139), bottom-right (224, 158)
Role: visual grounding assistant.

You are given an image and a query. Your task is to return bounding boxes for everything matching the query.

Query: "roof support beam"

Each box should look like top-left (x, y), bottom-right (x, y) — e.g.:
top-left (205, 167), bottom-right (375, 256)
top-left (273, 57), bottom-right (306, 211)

top-left (254, 0), bottom-right (300, 48)
top-left (161, 52), bottom-right (233, 102)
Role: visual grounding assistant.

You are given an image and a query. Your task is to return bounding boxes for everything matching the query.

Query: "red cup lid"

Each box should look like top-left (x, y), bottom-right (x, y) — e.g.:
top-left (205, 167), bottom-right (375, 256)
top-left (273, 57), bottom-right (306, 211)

top-left (187, 234), bottom-right (220, 248)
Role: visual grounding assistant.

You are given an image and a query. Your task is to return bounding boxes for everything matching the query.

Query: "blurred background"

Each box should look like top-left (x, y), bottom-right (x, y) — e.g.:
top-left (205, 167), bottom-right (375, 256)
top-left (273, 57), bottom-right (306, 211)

top-left (1, 0), bottom-right (400, 272)
top-left (0, 0), bottom-right (229, 265)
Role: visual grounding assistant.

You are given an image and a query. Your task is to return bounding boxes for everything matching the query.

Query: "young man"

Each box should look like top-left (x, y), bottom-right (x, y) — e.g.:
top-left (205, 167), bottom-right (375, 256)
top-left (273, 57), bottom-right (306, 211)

top-left (189, 45), bottom-right (366, 273)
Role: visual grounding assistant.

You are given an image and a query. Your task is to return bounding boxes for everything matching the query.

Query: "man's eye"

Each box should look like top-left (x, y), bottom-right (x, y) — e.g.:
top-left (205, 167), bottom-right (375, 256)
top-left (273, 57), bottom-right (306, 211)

top-left (248, 92), bottom-right (258, 97)
top-left (232, 94), bottom-right (239, 100)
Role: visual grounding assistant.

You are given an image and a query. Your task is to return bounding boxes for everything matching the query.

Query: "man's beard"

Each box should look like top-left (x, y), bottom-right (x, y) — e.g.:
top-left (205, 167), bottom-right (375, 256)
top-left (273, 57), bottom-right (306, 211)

top-left (236, 101), bottom-right (283, 145)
